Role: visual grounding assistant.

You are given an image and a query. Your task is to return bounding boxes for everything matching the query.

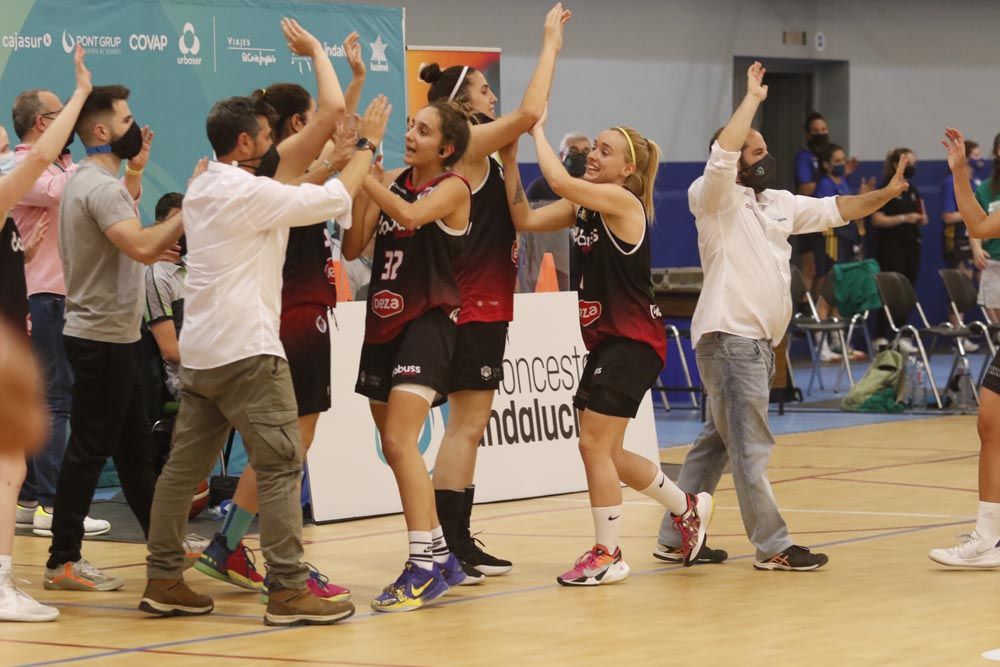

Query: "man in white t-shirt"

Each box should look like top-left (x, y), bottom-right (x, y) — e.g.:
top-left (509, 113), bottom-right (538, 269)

top-left (140, 88), bottom-right (390, 625)
top-left (654, 62), bottom-right (909, 572)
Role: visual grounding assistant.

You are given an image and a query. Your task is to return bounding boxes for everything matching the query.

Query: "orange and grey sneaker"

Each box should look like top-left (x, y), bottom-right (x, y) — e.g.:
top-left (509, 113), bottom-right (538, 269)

top-left (194, 535), bottom-right (264, 591)
top-left (44, 559), bottom-right (124, 592)
top-left (754, 545), bottom-right (829, 571)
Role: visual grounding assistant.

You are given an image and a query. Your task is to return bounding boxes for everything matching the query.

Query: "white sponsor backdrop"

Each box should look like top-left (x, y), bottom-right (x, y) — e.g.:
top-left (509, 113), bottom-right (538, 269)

top-left (307, 291), bottom-right (660, 522)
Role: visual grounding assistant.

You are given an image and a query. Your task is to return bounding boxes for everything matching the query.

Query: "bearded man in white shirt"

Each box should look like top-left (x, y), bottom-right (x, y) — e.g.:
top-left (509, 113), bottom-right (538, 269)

top-left (654, 62), bottom-right (909, 571)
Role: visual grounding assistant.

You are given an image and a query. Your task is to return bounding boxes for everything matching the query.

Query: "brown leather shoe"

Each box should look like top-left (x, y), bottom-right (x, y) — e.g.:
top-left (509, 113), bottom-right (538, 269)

top-left (264, 587), bottom-right (355, 626)
top-left (138, 578), bottom-right (213, 616)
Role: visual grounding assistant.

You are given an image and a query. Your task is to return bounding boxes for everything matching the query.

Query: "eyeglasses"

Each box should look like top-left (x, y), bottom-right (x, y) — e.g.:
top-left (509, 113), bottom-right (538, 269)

top-left (567, 147), bottom-right (591, 157)
top-left (39, 108), bottom-right (64, 121)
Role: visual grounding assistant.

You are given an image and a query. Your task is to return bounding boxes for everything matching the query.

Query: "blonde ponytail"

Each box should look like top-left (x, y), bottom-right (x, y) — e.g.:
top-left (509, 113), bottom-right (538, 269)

top-left (617, 126), bottom-right (660, 222)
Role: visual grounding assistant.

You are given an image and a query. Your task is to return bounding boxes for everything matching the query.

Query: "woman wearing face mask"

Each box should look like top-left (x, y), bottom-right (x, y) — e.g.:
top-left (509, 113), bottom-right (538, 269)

top-left (498, 115), bottom-right (713, 585)
top-left (973, 134), bottom-right (1000, 324)
top-left (870, 148), bottom-right (927, 349)
top-left (343, 100), bottom-right (474, 612)
top-left (414, 3), bottom-right (570, 583)
top-left (193, 21), bottom-right (359, 605)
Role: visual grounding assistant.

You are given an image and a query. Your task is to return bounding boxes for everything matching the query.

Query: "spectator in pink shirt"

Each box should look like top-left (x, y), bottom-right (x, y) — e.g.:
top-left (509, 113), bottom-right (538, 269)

top-left (11, 68), bottom-right (151, 539)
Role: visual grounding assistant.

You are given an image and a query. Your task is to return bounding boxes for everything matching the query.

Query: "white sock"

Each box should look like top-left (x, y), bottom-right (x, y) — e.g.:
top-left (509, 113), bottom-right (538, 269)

top-left (430, 525), bottom-right (450, 565)
top-left (638, 469), bottom-right (689, 515)
top-left (976, 501), bottom-right (1000, 540)
top-left (408, 530), bottom-right (434, 571)
top-left (592, 505), bottom-right (622, 553)
top-left (0, 555), bottom-right (10, 575)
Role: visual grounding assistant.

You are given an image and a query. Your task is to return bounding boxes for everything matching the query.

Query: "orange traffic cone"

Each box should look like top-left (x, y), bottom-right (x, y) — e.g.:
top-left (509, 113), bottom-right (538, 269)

top-left (535, 252), bottom-right (558, 293)
top-left (333, 260), bottom-right (352, 302)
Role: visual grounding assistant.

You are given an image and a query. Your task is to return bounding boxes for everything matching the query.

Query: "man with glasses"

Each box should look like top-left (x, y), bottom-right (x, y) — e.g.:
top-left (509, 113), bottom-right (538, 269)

top-left (527, 131), bottom-right (591, 202)
top-left (10, 87), bottom-right (150, 540)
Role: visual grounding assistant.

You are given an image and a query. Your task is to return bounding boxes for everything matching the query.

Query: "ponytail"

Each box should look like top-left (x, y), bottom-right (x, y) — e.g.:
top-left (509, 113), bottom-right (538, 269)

top-left (616, 126), bottom-right (660, 222)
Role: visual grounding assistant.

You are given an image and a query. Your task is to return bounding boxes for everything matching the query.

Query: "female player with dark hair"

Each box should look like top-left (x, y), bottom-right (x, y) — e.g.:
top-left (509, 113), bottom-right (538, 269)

top-left (194, 27), bottom-right (367, 604)
top-left (930, 128), bottom-right (1000, 568)
top-left (417, 3), bottom-right (570, 581)
top-left (342, 100), bottom-right (474, 611)
top-left (497, 115), bottom-right (713, 585)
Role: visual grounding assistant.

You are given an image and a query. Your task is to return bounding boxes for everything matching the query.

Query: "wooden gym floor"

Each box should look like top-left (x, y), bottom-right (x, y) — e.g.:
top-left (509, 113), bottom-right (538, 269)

top-left (2, 415), bottom-right (997, 666)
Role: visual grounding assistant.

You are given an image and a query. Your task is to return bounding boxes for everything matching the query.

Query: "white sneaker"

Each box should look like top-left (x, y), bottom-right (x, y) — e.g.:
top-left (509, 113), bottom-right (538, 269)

top-left (15, 504), bottom-right (35, 527)
top-left (897, 338), bottom-right (918, 355)
top-left (929, 531), bottom-right (1000, 568)
top-left (32, 506), bottom-right (111, 538)
top-left (819, 340), bottom-right (843, 363)
top-left (0, 571), bottom-right (59, 622)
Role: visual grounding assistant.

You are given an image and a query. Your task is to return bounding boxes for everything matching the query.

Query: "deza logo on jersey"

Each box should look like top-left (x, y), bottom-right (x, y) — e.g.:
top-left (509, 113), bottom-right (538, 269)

top-left (377, 217), bottom-right (415, 239)
top-left (371, 289), bottom-right (404, 318)
top-left (571, 227), bottom-right (599, 253)
top-left (579, 300), bottom-right (602, 327)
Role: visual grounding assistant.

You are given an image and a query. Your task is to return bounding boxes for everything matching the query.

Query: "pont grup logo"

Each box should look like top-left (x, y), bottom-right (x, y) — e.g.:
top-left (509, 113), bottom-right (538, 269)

top-left (371, 289), bottom-right (404, 318)
top-left (579, 300), bottom-right (602, 327)
top-left (375, 403), bottom-right (449, 471)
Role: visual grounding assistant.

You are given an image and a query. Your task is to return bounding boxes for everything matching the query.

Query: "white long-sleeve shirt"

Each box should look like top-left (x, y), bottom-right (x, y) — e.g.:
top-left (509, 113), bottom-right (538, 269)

top-left (690, 141), bottom-right (846, 346)
top-left (180, 161), bottom-right (352, 369)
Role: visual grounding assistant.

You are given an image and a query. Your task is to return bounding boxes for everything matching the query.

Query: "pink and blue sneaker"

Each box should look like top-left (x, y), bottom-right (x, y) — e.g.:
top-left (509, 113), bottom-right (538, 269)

top-left (556, 544), bottom-right (630, 586)
top-left (260, 563), bottom-right (351, 604)
top-left (370, 562), bottom-right (449, 612)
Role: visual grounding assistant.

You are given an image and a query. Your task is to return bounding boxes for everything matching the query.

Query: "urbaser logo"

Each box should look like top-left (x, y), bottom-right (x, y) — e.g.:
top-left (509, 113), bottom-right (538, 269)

top-left (372, 289), bottom-right (404, 318)
top-left (579, 300), bottom-right (602, 327)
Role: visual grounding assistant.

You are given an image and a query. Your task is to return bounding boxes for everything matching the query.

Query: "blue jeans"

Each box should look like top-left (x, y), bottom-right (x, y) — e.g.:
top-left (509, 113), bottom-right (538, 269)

top-left (20, 294), bottom-right (72, 508)
top-left (657, 333), bottom-right (793, 560)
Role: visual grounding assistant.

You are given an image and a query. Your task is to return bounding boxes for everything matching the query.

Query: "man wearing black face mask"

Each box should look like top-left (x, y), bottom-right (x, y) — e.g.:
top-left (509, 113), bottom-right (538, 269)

top-left (655, 62), bottom-right (910, 573)
top-left (44, 84), bottom-right (184, 592)
top-left (526, 131), bottom-right (590, 202)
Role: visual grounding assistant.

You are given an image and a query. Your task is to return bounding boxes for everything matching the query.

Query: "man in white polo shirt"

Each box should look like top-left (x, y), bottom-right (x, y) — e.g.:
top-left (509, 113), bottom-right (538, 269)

top-left (655, 62), bottom-right (909, 571)
top-left (140, 88), bottom-right (390, 625)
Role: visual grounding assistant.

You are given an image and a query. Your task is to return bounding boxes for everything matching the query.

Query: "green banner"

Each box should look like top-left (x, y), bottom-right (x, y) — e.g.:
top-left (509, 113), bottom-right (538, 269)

top-left (0, 0), bottom-right (406, 221)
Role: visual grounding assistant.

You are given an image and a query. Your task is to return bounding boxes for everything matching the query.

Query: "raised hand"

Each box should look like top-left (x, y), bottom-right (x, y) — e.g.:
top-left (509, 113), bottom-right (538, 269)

top-left (943, 127), bottom-right (968, 175)
top-left (747, 61), bottom-right (768, 101)
top-left (359, 95), bottom-right (391, 147)
top-left (531, 104), bottom-right (549, 136)
top-left (885, 154), bottom-right (911, 199)
top-left (344, 32), bottom-right (365, 77)
top-left (281, 17), bottom-right (321, 58)
top-left (73, 43), bottom-right (92, 95)
top-left (328, 121), bottom-right (360, 171)
top-left (128, 126), bottom-right (154, 171)
top-left (542, 3), bottom-right (572, 51)
top-left (846, 156), bottom-right (859, 177)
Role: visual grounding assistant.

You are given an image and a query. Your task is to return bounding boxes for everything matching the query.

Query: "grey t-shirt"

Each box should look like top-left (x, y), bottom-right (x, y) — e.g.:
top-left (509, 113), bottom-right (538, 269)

top-left (59, 160), bottom-right (143, 343)
top-left (144, 261), bottom-right (185, 399)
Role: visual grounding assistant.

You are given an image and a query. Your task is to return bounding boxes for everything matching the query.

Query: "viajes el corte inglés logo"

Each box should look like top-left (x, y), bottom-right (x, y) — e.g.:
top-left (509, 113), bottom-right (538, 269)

top-left (227, 34), bottom-right (276, 67)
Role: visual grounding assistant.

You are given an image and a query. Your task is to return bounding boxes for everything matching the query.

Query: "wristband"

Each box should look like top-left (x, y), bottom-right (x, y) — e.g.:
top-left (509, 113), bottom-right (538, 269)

top-left (125, 165), bottom-right (144, 177)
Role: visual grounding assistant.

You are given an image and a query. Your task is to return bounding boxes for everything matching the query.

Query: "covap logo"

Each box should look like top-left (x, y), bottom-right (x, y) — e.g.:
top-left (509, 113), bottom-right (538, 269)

top-left (177, 22), bottom-right (202, 66)
top-left (375, 403), bottom-right (449, 471)
top-left (369, 35), bottom-right (388, 72)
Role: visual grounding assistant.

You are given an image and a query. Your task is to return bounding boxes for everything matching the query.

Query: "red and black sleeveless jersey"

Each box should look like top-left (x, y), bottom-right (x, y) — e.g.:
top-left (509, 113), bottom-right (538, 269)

top-left (364, 168), bottom-right (470, 344)
top-left (571, 198), bottom-right (666, 364)
top-left (281, 222), bottom-right (337, 311)
top-left (454, 157), bottom-right (517, 324)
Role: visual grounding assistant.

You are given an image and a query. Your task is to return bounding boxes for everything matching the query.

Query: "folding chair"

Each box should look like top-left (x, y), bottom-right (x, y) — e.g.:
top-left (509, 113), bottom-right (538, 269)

top-left (939, 268), bottom-right (996, 386)
top-left (874, 271), bottom-right (978, 409)
top-left (789, 265), bottom-right (855, 395)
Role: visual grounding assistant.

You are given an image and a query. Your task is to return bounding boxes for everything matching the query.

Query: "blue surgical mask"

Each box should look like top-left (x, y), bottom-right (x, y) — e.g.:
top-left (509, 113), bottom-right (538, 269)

top-left (0, 151), bottom-right (16, 175)
top-left (832, 164), bottom-right (846, 178)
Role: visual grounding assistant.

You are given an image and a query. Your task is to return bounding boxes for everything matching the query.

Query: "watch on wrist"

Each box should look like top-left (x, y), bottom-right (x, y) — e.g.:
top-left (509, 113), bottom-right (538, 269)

top-left (356, 138), bottom-right (377, 154)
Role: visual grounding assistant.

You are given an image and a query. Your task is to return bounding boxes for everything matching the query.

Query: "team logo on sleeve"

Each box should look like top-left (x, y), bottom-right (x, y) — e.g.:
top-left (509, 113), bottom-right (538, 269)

top-left (371, 289), bottom-right (405, 318)
top-left (579, 300), bottom-right (602, 327)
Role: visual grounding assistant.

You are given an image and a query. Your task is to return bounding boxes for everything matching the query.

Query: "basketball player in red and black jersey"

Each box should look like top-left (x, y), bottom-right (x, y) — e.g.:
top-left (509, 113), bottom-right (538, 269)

top-left (418, 3), bottom-right (570, 580)
top-left (342, 100), bottom-right (475, 611)
top-left (194, 27), bottom-right (369, 603)
top-left (499, 114), bottom-right (714, 585)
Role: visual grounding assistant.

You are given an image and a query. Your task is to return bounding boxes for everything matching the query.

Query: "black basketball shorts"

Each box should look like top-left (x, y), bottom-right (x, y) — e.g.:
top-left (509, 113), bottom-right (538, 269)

top-left (573, 337), bottom-right (664, 419)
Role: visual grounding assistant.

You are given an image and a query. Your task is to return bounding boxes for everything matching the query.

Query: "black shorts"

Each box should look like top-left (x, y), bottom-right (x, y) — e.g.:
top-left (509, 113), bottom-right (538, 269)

top-left (573, 337), bottom-right (664, 419)
top-left (450, 321), bottom-right (508, 392)
top-left (983, 349), bottom-right (1000, 396)
top-left (280, 304), bottom-right (331, 417)
top-left (355, 308), bottom-right (456, 405)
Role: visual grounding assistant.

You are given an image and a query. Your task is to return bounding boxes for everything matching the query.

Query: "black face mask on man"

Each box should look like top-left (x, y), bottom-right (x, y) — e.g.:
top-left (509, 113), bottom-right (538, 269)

top-left (563, 152), bottom-right (587, 177)
top-left (239, 144), bottom-right (281, 178)
top-left (739, 153), bottom-right (777, 193)
top-left (85, 121), bottom-right (143, 161)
